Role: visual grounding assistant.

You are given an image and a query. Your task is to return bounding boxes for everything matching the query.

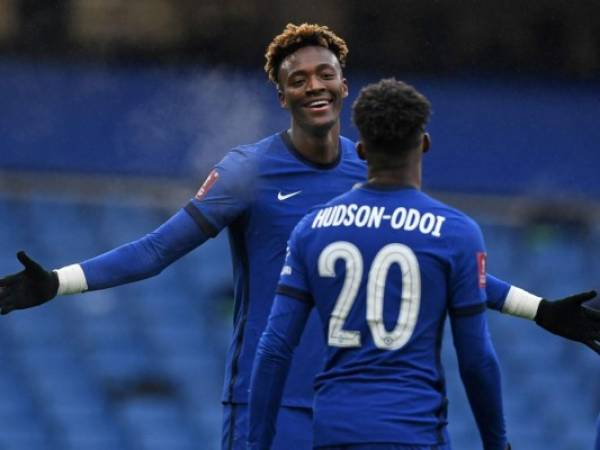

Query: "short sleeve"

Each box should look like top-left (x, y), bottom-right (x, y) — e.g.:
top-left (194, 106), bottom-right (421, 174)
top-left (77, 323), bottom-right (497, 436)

top-left (184, 149), bottom-right (256, 237)
top-left (275, 219), bottom-right (313, 305)
top-left (448, 217), bottom-right (488, 317)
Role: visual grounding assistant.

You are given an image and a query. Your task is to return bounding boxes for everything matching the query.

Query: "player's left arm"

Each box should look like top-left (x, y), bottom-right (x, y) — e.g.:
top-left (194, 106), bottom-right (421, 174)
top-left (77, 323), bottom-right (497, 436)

top-left (448, 217), bottom-right (508, 450)
top-left (247, 294), bottom-right (312, 450)
top-left (451, 311), bottom-right (508, 450)
top-left (486, 273), bottom-right (600, 353)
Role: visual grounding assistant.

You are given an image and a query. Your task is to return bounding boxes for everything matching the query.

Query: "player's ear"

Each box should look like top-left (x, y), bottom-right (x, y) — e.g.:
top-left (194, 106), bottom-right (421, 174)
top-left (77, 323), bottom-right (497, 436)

top-left (277, 88), bottom-right (288, 109)
top-left (422, 133), bottom-right (431, 154)
top-left (356, 141), bottom-right (366, 160)
top-left (341, 78), bottom-right (349, 98)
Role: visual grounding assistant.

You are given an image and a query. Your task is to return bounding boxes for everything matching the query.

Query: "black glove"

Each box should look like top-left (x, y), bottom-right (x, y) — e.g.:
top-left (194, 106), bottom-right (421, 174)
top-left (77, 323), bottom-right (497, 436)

top-left (0, 251), bottom-right (58, 315)
top-left (535, 290), bottom-right (600, 354)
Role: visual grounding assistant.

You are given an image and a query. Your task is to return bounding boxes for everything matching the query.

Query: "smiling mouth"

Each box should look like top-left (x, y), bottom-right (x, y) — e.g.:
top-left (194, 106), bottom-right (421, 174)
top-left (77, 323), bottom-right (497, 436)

top-left (304, 99), bottom-right (333, 110)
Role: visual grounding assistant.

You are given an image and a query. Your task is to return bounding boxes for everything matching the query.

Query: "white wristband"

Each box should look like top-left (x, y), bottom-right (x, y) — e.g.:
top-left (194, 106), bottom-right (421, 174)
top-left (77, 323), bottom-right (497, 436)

top-left (501, 286), bottom-right (542, 320)
top-left (54, 264), bottom-right (88, 295)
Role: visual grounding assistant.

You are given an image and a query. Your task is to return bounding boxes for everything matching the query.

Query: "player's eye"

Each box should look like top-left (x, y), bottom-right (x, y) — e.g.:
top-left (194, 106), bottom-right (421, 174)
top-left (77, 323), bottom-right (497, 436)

top-left (290, 78), bottom-right (305, 87)
top-left (321, 72), bottom-right (335, 79)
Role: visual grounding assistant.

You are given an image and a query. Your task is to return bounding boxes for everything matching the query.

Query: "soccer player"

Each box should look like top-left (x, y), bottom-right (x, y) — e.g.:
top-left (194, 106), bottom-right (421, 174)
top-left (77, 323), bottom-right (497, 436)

top-left (0, 23), bottom-right (597, 450)
top-left (248, 78), bottom-right (509, 450)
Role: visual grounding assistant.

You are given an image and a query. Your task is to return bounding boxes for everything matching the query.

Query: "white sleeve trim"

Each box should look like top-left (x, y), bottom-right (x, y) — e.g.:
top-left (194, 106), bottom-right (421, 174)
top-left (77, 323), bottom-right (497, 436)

top-left (501, 285), bottom-right (542, 320)
top-left (54, 264), bottom-right (88, 295)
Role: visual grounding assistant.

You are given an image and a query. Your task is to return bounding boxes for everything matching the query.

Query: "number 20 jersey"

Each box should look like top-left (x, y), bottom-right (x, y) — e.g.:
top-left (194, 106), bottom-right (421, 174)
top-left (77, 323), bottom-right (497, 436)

top-left (278, 184), bottom-right (488, 444)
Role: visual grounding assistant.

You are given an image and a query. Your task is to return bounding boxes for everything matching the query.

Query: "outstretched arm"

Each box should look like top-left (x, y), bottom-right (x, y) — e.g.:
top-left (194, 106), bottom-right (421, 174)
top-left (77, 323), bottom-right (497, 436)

top-left (80, 208), bottom-right (207, 290)
top-left (0, 208), bottom-right (208, 314)
top-left (0, 251), bottom-right (59, 314)
top-left (486, 274), bottom-right (600, 354)
top-left (0, 147), bottom-right (255, 315)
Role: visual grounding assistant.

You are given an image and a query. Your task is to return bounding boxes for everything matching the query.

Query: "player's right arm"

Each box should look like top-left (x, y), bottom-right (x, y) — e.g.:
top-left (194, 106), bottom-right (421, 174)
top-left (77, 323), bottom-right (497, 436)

top-left (247, 294), bottom-right (312, 450)
top-left (0, 209), bottom-right (207, 314)
top-left (247, 219), bottom-right (313, 449)
top-left (0, 150), bottom-right (252, 315)
top-left (448, 217), bottom-right (509, 450)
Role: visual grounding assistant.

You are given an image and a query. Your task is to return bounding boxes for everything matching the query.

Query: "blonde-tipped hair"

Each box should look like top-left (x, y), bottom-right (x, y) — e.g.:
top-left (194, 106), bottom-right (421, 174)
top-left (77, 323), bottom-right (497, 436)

top-left (264, 23), bottom-right (349, 85)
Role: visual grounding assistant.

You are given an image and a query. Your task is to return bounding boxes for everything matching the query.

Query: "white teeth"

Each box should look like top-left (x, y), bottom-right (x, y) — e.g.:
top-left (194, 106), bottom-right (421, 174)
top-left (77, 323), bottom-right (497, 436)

top-left (308, 100), bottom-right (329, 107)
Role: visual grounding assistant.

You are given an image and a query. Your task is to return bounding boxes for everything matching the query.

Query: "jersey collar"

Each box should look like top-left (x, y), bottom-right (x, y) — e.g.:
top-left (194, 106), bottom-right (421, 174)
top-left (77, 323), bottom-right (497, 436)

top-left (362, 181), bottom-right (418, 192)
top-left (279, 130), bottom-right (342, 170)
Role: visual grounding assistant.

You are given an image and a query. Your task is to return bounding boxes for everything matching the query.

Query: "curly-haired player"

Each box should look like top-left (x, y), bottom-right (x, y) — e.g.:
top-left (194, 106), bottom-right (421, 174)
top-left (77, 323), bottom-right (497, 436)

top-left (0, 24), bottom-right (597, 450)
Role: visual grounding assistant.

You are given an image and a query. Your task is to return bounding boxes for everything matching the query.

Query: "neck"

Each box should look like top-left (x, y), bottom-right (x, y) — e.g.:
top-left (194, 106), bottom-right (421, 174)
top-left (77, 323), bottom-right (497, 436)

top-left (366, 157), bottom-right (422, 189)
top-left (288, 121), bottom-right (340, 165)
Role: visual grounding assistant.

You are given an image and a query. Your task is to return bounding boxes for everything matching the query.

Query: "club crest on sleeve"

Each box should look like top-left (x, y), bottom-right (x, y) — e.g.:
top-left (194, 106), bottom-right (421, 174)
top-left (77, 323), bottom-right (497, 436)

top-left (195, 169), bottom-right (219, 200)
top-left (477, 252), bottom-right (487, 288)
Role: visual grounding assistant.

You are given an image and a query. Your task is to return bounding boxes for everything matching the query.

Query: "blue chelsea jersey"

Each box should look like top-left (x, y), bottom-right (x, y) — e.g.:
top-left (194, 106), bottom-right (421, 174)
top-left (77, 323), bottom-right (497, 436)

top-left (186, 131), bottom-right (366, 406)
top-left (276, 185), bottom-right (488, 445)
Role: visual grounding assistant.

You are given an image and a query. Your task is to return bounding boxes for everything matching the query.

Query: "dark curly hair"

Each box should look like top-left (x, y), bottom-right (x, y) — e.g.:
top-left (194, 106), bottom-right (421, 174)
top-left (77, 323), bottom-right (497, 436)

top-left (264, 23), bottom-right (349, 85)
top-left (352, 78), bottom-right (431, 150)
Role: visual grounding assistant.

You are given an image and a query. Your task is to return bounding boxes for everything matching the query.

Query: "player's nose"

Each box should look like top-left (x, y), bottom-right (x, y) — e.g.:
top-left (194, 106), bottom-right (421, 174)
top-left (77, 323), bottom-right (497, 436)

top-left (305, 75), bottom-right (325, 93)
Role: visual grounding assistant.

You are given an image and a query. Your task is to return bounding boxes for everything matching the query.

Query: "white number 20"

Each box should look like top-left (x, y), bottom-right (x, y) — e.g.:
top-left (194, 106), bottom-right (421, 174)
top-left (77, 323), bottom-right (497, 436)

top-left (318, 241), bottom-right (421, 351)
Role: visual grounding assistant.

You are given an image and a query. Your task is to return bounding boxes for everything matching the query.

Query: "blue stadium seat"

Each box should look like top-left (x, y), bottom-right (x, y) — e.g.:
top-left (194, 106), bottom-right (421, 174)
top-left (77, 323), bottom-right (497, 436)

top-left (116, 398), bottom-right (200, 450)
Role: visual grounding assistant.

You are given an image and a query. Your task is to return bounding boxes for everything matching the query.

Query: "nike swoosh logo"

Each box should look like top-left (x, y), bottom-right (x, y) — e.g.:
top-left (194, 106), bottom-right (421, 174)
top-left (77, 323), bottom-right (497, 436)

top-left (277, 190), bottom-right (302, 201)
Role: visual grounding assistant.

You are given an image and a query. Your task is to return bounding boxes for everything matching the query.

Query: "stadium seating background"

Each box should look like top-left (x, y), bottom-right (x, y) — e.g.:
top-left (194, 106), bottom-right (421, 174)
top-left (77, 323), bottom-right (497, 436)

top-left (2, 60), bottom-right (600, 199)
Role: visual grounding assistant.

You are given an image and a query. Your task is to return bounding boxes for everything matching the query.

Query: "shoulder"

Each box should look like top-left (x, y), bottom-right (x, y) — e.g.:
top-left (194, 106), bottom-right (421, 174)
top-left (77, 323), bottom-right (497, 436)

top-left (339, 135), bottom-right (361, 162)
top-left (220, 133), bottom-right (280, 164)
top-left (418, 191), bottom-right (483, 243)
top-left (339, 134), bottom-right (356, 148)
top-left (293, 204), bottom-right (326, 235)
top-left (290, 193), bottom-right (348, 240)
top-left (421, 192), bottom-right (477, 225)
top-left (337, 135), bottom-right (366, 178)
top-left (298, 189), bottom-right (359, 228)
top-left (213, 133), bottom-right (286, 179)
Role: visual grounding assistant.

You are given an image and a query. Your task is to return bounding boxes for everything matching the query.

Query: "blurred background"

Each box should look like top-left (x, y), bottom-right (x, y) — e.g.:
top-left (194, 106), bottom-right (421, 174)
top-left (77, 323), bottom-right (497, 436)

top-left (1, 1), bottom-right (599, 449)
